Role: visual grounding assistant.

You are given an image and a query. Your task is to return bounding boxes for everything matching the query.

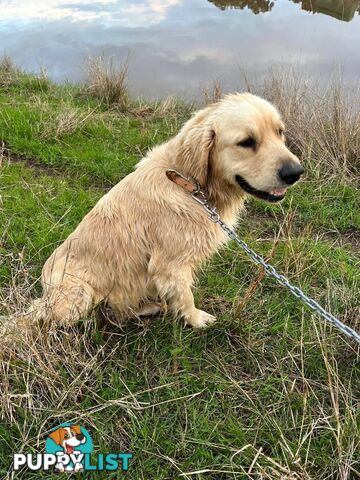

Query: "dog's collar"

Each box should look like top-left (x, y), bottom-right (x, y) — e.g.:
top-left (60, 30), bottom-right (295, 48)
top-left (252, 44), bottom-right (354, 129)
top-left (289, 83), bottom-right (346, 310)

top-left (166, 169), bottom-right (220, 222)
top-left (166, 169), bottom-right (200, 194)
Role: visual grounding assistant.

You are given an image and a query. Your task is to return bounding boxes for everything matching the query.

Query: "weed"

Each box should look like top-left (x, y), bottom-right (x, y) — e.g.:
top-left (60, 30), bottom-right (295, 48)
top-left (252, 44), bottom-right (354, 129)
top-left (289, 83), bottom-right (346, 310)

top-left (41, 106), bottom-right (95, 140)
top-left (82, 54), bottom-right (130, 109)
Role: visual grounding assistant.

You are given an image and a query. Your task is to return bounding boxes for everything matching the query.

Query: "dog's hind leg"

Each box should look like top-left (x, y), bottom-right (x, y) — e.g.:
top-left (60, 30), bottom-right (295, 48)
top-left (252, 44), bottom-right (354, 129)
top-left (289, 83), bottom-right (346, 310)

top-left (31, 279), bottom-right (96, 327)
top-left (136, 299), bottom-right (167, 317)
top-left (0, 280), bottom-right (95, 344)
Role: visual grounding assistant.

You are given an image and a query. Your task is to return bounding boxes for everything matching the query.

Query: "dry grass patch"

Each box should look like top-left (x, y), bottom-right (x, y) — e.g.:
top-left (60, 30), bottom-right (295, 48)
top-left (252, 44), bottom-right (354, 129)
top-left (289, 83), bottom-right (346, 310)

top-left (0, 55), bottom-right (50, 93)
top-left (41, 107), bottom-right (94, 140)
top-left (83, 54), bottom-right (129, 109)
top-left (130, 95), bottom-right (186, 119)
top-left (154, 95), bottom-right (180, 117)
top-left (202, 79), bottom-right (223, 105)
top-left (0, 56), bottom-right (21, 88)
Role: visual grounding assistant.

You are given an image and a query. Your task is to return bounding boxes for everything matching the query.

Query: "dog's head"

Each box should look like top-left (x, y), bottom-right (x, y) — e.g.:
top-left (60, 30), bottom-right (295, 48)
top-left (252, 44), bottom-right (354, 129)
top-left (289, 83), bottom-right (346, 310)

top-left (48, 425), bottom-right (86, 455)
top-left (176, 93), bottom-right (303, 203)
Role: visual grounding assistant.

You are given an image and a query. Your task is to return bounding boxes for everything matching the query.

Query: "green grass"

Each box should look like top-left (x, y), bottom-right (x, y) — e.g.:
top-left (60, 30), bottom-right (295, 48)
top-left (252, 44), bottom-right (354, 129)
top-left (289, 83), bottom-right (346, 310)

top-left (0, 69), bottom-right (359, 479)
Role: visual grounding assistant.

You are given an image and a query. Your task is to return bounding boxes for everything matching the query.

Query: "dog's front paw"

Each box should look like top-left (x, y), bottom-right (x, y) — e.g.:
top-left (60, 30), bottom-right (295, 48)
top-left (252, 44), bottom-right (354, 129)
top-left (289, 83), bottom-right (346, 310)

top-left (186, 309), bottom-right (216, 329)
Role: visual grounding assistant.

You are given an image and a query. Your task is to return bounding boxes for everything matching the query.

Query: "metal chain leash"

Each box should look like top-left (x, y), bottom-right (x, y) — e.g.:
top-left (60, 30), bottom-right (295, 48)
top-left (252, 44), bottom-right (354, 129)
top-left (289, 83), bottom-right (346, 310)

top-left (191, 187), bottom-right (360, 345)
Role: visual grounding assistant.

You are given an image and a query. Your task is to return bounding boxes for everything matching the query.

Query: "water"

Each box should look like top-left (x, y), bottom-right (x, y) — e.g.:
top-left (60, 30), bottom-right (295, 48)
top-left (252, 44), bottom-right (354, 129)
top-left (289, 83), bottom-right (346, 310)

top-left (0, 0), bottom-right (359, 98)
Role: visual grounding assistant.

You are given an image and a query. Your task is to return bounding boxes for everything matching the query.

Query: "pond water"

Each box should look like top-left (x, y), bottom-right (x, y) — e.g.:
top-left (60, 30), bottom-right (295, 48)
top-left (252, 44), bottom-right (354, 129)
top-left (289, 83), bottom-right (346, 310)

top-left (0, 0), bottom-right (359, 98)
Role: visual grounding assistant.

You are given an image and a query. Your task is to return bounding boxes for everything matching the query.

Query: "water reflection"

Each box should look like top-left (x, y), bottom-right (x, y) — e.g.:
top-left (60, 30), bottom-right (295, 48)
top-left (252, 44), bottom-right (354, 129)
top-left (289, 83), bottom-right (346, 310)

top-left (292, 0), bottom-right (360, 22)
top-left (0, 0), bottom-right (359, 97)
top-left (0, 0), bottom-right (182, 26)
top-left (209, 0), bottom-right (275, 13)
top-left (209, 0), bottom-right (360, 21)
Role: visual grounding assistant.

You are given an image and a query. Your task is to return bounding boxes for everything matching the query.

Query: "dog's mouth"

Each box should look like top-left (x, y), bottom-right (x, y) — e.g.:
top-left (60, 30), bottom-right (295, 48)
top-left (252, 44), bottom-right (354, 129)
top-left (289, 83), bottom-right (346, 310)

top-left (65, 444), bottom-right (74, 455)
top-left (235, 175), bottom-right (287, 203)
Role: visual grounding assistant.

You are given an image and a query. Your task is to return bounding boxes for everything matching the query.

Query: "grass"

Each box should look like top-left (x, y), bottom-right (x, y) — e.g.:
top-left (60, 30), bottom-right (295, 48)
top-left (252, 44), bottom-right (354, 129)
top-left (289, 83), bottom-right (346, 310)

top-left (0, 59), bottom-right (359, 479)
top-left (83, 54), bottom-right (130, 109)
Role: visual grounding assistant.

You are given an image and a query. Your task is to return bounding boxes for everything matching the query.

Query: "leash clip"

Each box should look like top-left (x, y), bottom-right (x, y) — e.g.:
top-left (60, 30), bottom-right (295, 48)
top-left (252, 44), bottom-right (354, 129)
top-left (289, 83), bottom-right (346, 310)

top-left (191, 187), bottom-right (220, 223)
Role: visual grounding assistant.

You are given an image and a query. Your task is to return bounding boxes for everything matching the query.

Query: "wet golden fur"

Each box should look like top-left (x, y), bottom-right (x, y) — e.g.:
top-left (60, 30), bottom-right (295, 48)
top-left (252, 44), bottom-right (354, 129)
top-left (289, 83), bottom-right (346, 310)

top-left (34, 93), bottom-right (301, 328)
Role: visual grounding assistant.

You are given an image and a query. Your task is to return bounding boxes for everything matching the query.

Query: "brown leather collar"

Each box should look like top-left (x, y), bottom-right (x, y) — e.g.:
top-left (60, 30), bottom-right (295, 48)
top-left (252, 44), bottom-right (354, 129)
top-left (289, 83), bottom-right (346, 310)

top-left (166, 169), bottom-right (199, 194)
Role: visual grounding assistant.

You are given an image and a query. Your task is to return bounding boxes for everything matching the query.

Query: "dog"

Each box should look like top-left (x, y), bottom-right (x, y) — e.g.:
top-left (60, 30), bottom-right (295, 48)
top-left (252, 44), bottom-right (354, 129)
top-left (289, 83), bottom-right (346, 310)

top-left (48, 425), bottom-right (86, 472)
top-left (32, 93), bottom-right (303, 329)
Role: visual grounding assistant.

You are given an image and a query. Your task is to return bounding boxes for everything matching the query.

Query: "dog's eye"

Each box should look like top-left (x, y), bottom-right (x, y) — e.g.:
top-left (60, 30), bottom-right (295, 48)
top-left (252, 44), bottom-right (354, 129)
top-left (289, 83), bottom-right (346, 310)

top-left (278, 128), bottom-right (284, 136)
top-left (64, 434), bottom-right (69, 439)
top-left (237, 137), bottom-right (256, 148)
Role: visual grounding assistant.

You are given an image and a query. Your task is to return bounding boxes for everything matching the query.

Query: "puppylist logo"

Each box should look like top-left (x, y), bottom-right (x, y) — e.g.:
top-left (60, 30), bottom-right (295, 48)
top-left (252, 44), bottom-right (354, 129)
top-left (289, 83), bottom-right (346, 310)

top-left (13, 422), bottom-right (133, 473)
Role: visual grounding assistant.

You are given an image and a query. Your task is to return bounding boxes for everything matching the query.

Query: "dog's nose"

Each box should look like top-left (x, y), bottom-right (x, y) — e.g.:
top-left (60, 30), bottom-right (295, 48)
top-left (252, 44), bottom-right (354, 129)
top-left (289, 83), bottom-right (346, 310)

top-left (76, 433), bottom-right (85, 441)
top-left (278, 163), bottom-right (304, 185)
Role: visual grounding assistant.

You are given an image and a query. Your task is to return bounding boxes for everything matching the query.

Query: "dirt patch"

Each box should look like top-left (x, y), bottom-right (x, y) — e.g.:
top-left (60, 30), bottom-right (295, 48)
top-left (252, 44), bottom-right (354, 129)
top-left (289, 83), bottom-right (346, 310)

top-left (1, 143), bottom-right (60, 176)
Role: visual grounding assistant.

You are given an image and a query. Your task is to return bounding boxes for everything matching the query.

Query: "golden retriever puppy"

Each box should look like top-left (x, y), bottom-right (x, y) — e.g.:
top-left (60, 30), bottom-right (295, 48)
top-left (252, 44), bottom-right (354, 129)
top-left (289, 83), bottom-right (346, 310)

top-left (35, 93), bottom-right (303, 329)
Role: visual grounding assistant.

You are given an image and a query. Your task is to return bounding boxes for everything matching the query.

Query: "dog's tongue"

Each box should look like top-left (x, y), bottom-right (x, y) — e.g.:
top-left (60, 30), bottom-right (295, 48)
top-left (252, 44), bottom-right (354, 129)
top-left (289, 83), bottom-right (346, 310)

top-left (270, 188), bottom-right (287, 196)
top-left (66, 445), bottom-right (74, 455)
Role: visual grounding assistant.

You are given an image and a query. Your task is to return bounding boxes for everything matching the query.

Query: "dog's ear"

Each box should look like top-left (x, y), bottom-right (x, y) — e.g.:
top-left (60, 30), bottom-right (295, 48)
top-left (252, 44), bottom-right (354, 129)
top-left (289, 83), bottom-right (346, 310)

top-left (49, 428), bottom-right (63, 445)
top-left (71, 425), bottom-right (82, 435)
top-left (176, 123), bottom-right (215, 187)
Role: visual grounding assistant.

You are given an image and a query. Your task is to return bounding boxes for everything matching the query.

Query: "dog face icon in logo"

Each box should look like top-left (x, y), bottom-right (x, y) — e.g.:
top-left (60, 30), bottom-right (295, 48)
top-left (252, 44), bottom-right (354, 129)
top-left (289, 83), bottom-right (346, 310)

top-left (46, 423), bottom-right (93, 472)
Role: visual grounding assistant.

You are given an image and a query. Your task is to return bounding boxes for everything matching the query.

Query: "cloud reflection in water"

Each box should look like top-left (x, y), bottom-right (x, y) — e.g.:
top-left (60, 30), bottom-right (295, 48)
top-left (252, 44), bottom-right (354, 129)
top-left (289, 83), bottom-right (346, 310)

top-left (0, 0), bottom-right (359, 98)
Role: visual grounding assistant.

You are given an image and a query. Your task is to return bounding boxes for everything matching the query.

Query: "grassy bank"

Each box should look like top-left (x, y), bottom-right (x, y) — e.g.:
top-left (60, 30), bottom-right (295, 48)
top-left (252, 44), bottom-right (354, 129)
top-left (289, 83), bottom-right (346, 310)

top-left (0, 58), bottom-right (359, 479)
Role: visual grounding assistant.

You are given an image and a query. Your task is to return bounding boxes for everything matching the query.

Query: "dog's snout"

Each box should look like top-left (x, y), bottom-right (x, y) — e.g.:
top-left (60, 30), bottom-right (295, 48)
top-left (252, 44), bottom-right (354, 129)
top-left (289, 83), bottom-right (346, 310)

top-left (278, 163), bottom-right (304, 185)
top-left (76, 433), bottom-right (85, 441)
